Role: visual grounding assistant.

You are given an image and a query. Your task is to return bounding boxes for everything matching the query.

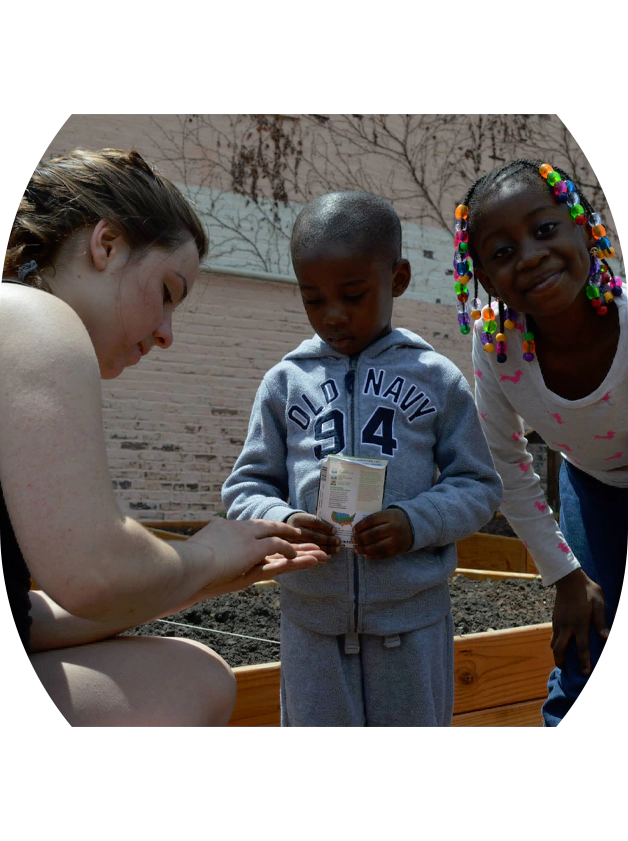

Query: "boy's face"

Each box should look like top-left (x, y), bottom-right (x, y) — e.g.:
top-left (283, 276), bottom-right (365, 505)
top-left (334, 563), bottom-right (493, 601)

top-left (294, 245), bottom-right (410, 356)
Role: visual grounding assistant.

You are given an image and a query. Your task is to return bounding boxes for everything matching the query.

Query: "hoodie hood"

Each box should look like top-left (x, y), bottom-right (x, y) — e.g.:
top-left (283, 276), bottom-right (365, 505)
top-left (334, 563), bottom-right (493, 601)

top-left (283, 327), bottom-right (434, 362)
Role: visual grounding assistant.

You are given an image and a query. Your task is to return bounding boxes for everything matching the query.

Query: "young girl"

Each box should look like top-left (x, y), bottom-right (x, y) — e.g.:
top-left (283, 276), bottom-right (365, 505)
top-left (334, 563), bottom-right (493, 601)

top-left (1, 148), bottom-right (327, 726)
top-left (451, 158), bottom-right (627, 725)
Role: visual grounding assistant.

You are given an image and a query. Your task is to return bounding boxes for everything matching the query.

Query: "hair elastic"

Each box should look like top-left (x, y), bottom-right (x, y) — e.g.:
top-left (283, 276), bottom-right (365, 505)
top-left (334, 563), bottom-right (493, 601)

top-left (17, 260), bottom-right (38, 281)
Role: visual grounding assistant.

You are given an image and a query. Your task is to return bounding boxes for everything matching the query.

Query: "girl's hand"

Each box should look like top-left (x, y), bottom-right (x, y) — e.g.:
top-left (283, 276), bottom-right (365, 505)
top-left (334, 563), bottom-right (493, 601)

top-left (352, 508), bottom-right (413, 560)
top-left (551, 568), bottom-right (610, 675)
top-left (286, 513), bottom-right (342, 554)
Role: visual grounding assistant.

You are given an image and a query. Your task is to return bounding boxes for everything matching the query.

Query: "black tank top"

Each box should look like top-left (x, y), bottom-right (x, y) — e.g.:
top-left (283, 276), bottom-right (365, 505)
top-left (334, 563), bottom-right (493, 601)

top-left (1, 279), bottom-right (35, 651)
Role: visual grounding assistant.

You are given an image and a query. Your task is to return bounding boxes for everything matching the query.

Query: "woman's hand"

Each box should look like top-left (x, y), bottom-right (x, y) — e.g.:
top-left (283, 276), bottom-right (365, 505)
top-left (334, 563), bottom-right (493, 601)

top-left (188, 517), bottom-right (328, 585)
top-left (551, 568), bottom-right (609, 675)
top-left (195, 543), bottom-right (330, 599)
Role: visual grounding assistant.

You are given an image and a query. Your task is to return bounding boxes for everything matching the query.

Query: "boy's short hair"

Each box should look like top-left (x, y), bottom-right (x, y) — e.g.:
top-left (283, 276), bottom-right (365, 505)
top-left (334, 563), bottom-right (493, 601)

top-left (291, 190), bottom-right (401, 267)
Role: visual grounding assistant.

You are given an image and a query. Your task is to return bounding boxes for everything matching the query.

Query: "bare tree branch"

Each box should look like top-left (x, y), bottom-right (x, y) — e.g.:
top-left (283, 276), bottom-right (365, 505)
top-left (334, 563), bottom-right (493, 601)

top-left (147, 114), bottom-right (623, 277)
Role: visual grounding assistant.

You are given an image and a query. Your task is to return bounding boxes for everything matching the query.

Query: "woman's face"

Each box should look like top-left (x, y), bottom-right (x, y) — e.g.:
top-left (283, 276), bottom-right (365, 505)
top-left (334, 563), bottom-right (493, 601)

top-left (75, 230), bottom-right (200, 379)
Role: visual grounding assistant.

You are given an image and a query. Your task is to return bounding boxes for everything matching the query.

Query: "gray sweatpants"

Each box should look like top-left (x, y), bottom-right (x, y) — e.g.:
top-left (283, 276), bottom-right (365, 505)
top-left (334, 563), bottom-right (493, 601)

top-left (280, 612), bottom-right (454, 727)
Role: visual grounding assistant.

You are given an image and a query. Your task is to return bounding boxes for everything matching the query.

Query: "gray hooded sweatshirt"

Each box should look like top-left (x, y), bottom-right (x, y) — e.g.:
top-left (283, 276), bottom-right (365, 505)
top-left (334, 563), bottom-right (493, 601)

top-left (222, 328), bottom-right (502, 636)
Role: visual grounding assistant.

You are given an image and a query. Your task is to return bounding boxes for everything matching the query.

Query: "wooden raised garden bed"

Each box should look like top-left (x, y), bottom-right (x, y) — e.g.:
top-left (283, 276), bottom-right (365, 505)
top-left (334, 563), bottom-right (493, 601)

top-left (143, 522), bottom-right (552, 727)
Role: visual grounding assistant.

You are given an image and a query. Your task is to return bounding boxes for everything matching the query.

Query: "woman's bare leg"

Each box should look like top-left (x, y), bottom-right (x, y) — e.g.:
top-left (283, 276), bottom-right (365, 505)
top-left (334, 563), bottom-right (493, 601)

top-left (30, 636), bottom-right (236, 726)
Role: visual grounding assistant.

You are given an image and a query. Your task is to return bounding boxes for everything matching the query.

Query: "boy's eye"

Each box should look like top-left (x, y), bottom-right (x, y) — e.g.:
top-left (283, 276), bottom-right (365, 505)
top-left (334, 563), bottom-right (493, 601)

top-left (163, 285), bottom-right (173, 304)
top-left (346, 292), bottom-right (366, 302)
top-left (302, 298), bottom-right (323, 307)
top-left (492, 245), bottom-right (513, 260)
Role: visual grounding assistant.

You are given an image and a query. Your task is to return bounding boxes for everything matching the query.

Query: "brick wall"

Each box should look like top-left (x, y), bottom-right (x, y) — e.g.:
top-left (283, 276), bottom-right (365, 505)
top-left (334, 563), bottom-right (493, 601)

top-left (103, 272), bottom-right (471, 519)
top-left (41, 115), bottom-right (495, 519)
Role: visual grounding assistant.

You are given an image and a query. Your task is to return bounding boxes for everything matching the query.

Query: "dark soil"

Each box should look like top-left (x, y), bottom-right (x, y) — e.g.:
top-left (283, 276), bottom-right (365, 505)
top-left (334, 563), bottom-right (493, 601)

top-left (128, 515), bottom-right (552, 667)
top-left (478, 513), bottom-right (518, 538)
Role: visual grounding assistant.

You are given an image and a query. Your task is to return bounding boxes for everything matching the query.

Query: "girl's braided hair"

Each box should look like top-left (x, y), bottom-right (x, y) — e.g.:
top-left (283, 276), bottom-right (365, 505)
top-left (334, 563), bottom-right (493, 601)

top-left (462, 158), bottom-right (612, 297)
top-left (461, 157), bottom-right (613, 277)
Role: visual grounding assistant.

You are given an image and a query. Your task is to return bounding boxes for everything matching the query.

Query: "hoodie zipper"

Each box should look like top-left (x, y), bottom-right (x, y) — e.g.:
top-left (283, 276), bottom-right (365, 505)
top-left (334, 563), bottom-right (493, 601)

top-left (344, 358), bottom-right (359, 633)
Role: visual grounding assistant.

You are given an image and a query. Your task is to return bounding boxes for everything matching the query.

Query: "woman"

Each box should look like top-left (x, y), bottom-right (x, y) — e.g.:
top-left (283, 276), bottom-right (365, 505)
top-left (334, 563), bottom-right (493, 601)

top-left (0, 148), bottom-right (328, 726)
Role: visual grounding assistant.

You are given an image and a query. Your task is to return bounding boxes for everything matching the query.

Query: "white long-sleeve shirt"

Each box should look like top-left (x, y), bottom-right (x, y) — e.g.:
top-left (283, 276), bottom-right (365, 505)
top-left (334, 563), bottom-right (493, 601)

top-left (472, 293), bottom-right (628, 586)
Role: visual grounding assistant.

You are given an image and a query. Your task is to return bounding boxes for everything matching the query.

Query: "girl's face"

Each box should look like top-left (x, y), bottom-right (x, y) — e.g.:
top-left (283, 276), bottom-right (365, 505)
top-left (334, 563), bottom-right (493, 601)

top-left (472, 177), bottom-right (594, 318)
top-left (71, 226), bottom-right (200, 379)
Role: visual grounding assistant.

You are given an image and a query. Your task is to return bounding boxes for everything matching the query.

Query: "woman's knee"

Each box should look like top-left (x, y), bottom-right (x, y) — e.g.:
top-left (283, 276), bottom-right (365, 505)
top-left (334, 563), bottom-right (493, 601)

top-left (173, 638), bottom-right (237, 726)
top-left (31, 635), bottom-right (237, 727)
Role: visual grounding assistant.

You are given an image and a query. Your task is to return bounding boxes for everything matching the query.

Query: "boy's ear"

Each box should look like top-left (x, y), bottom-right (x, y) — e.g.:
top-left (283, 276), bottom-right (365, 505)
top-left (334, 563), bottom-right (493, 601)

top-left (392, 259), bottom-right (411, 298)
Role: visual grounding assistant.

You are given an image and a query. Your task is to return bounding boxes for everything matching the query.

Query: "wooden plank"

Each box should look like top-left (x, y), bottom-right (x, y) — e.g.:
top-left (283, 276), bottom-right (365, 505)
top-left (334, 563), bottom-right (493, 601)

top-left (453, 623), bottom-right (553, 714)
top-left (145, 526), bottom-right (188, 541)
top-left (526, 553), bottom-right (540, 575)
top-left (256, 571), bottom-right (541, 586)
top-left (229, 662), bottom-right (281, 727)
top-left (228, 624), bottom-right (554, 726)
top-left (455, 533), bottom-right (528, 573)
top-left (140, 520), bottom-right (209, 531)
top-left (452, 698), bottom-right (544, 727)
top-left (454, 568), bottom-right (540, 582)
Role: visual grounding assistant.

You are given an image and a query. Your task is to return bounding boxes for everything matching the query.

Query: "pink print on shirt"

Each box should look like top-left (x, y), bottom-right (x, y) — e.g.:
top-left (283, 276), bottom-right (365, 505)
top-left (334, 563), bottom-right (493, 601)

top-left (553, 442), bottom-right (573, 451)
top-left (594, 431), bottom-right (615, 440)
top-left (602, 391), bottom-right (611, 402)
top-left (480, 412), bottom-right (487, 421)
top-left (500, 370), bottom-right (523, 384)
top-left (558, 542), bottom-right (570, 554)
top-left (511, 431), bottom-right (523, 441)
top-left (551, 413), bottom-right (564, 424)
top-left (604, 452), bottom-right (624, 461)
top-left (535, 501), bottom-right (548, 512)
top-left (519, 462), bottom-right (530, 472)
top-left (474, 370), bottom-right (483, 379)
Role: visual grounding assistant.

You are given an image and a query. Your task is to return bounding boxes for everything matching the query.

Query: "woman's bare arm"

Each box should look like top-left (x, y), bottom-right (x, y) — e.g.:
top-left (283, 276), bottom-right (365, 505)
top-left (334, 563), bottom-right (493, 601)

top-left (27, 543), bottom-right (325, 652)
top-left (0, 286), bottom-right (322, 629)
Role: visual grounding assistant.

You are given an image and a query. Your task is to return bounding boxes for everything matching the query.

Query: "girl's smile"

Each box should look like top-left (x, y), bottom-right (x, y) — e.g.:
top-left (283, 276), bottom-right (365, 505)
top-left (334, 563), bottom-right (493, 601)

top-left (472, 178), bottom-right (593, 318)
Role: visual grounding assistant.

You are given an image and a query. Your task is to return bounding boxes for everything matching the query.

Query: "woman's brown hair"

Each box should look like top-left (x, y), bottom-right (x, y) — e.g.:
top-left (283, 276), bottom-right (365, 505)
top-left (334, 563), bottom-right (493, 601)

top-left (4, 148), bottom-right (209, 290)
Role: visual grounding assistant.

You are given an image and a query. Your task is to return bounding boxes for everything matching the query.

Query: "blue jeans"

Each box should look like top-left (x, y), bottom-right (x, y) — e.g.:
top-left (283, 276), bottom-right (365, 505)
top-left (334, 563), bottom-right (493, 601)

top-left (542, 461), bottom-right (627, 726)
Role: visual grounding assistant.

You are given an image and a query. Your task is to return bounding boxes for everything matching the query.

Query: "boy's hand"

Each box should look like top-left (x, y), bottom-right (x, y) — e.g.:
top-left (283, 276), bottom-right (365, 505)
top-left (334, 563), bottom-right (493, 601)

top-left (352, 508), bottom-right (413, 560)
top-left (286, 512), bottom-right (342, 554)
top-left (551, 568), bottom-right (609, 675)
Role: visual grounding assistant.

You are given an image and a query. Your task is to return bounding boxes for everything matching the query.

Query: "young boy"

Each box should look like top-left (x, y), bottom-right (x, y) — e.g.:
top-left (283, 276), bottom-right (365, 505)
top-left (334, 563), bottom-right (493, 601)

top-left (222, 191), bottom-right (502, 726)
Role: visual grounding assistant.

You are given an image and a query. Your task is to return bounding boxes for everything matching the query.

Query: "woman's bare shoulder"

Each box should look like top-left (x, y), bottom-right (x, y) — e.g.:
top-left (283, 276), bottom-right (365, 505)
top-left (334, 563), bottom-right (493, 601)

top-left (0, 282), bottom-right (97, 374)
